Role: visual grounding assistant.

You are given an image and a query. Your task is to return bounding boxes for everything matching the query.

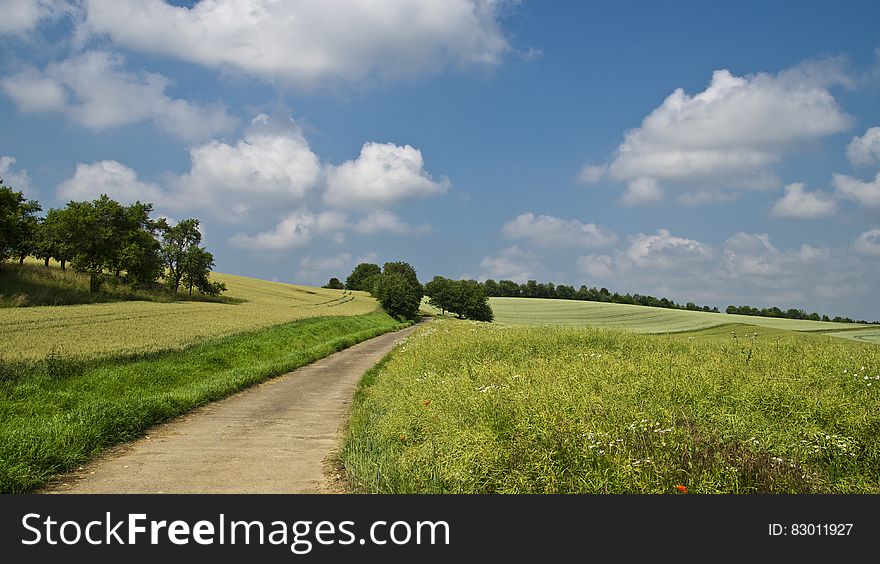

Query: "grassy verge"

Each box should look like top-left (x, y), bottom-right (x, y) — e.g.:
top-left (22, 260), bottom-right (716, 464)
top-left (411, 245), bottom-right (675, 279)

top-left (341, 319), bottom-right (880, 494)
top-left (0, 261), bottom-right (241, 307)
top-left (0, 311), bottom-right (408, 493)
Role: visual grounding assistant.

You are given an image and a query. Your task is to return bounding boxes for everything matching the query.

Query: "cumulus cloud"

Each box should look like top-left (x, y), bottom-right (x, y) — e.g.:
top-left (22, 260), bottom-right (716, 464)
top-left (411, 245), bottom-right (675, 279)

top-left (846, 127), bottom-right (880, 166)
top-left (0, 0), bottom-right (69, 34)
top-left (57, 160), bottom-right (166, 205)
top-left (83, 0), bottom-right (511, 87)
top-left (173, 125), bottom-right (322, 220)
top-left (832, 172), bottom-right (880, 208)
top-left (0, 51), bottom-right (236, 141)
top-left (625, 229), bottom-right (714, 269)
top-left (770, 182), bottom-right (837, 218)
top-left (591, 60), bottom-right (853, 205)
top-left (854, 228), bottom-right (880, 256)
top-left (352, 210), bottom-right (430, 235)
top-left (324, 142), bottom-right (449, 209)
top-left (0, 156), bottom-right (35, 197)
top-left (229, 209), bottom-right (346, 250)
top-left (571, 230), bottom-right (870, 315)
top-left (502, 213), bottom-right (617, 248)
top-left (577, 164), bottom-right (606, 184)
top-left (477, 246), bottom-right (539, 282)
top-left (622, 177), bottom-right (664, 205)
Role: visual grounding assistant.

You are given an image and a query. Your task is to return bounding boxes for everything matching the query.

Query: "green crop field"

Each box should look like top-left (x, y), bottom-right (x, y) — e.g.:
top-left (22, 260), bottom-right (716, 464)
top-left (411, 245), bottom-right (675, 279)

top-left (342, 319), bottom-right (880, 494)
top-left (0, 271), bottom-right (378, 361)
top-left (489, 297), bottom-right (869, 336)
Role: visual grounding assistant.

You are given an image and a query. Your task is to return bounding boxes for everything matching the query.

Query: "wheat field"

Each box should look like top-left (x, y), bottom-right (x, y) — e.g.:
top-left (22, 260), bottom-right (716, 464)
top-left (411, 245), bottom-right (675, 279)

top-left (0, 272), bottom-right (378, 360)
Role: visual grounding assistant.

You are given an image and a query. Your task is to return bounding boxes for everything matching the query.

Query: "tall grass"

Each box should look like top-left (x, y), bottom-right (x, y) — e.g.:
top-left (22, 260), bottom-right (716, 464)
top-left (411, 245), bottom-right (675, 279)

top-left (342, 319), bottom-right (880, 493)
top-left (0, 261), bottom-right (239, 307)
top-left (0, 312), bottom-right (408, 493)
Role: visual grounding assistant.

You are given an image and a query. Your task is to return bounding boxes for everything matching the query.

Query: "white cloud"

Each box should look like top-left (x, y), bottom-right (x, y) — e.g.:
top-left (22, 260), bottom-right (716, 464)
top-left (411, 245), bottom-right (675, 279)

top-left (577, 164), bottom-right (606, 184)
top-left (0, 72), bottom-right (67, 113)
top-left (477, 246), bottom-right (539, 282)
top-left (770, 182), bottom-right (837, 219)
top-left (84, 0), bottom-right (511, 87)
top-left (577, 254), bottom-right (617, 280)
top-left (353, 210), bottom-right (431, 235)
top-left (174, 126), bottom-right (322, 221)
top-left (602, 60), bottom-right (852, 202)
top-left (832, 172), bottom-right (880, 208)
top-left (0, 51), bottom-right (236, 141)
top-left (57, 160), bottom-right (166, 205)
top-left (502, 213), bottom-right (617, 248)
top-left (854, 228), bottom-right (880, 256)
top-left (626, 229), bottom-right (714, 269)
top-left (846, 127), bottom-right (880, 166)
top-left (622, 177), bottom-right (664, 206)
top-left (0, 156), bottom-right (35, 197)
top-left (229, 209), bottom-right (346, 250)
top-left (324, 142), bottom-right (449, 209)
top-left (570, 230), bottom-right (870, 316)
top-left (0, 0), bottom-right (69, 34)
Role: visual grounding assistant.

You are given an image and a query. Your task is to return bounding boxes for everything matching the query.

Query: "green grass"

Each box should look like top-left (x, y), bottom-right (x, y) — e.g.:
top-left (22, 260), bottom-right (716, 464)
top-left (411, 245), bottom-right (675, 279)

top-left (0, 260), bottom-right (239, 307)
top-left (489, 297), bottom-right (870, 338)
top-left (0, 311), bottom-right (408, 493)
top-left (342, 319), bottom-right (880, 494)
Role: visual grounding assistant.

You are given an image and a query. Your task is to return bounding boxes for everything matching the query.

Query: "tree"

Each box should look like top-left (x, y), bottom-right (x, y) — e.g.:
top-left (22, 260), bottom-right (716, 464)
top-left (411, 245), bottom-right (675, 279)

top-left (383, 261), bottom-right (423, 297)
top-left (181, 246), bottom-right (225, 296)
top-left (0, 183), bottom-right (41, 265)
top-left (345, 262), bottom-right (381, 291)
top-left (373, 272), bottom-right (421, 321)
top-left (425, 275), bottom-right (454, 315)
top-left (34, 208), bottom-right (74, 269)
top-left (159, 218), bottom-right (202, 294)
top-left (64, 196), bottom-right (126, 292)
top-left (323, 277), bottom-right (344, 290)
top-left (424, 276), bottom-right (493, 322)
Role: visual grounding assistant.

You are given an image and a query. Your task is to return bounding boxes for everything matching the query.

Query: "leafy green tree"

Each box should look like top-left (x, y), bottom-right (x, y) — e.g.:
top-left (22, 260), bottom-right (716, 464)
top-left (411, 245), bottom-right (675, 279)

top-left (424, 276), bottom-right (493, 321)
top-left (159, 218), bottom-right (203, 294)
top-left (373, 272), bottom-right (421, 321)
top-left (323, 277), bottom-right (345, 290)
top-left (425, 275), bottom-right (454, 315)
top-left (345, 262), bottom-right (381, 291)
top-left (383, 261), bottom-right (423, 297)
top-left (181, 246), bottom-right (224, 296)
top-left (0, 184), bottom-right (41, 265)
top-left (64, 195), bottom-right (128, 292)
top-left (34, 208), bottom-right (74, 269)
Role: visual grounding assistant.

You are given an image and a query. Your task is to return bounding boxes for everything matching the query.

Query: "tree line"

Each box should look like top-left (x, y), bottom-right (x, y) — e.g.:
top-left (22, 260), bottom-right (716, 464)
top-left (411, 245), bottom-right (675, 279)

top-left (480, 278), bottom-right (720, 313)
top-left (725, 305), bottom-right (878, 325)
top-left (327, 262), bottom-right (494, 322)
top-left (0, 181), bottom-right (224, 297)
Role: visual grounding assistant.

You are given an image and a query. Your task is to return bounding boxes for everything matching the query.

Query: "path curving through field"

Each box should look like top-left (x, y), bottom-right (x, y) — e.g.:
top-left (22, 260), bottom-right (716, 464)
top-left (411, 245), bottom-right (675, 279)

top-left (40, 323), bottom-right (422, 494)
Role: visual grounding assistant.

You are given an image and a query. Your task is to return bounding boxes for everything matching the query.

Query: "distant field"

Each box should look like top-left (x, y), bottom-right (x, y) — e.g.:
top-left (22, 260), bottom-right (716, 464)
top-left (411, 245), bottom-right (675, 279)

top-left (489, 297), bottom-right (869, 335)
top-left (824, 328), bottom-right (880, 344)
top-left (0, 272), bottom-right (378, 361)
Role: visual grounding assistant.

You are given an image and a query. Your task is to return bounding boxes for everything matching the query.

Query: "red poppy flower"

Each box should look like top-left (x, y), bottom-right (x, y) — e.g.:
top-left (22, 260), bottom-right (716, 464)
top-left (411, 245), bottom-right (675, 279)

top-left (675, 484), bottom-right (688, 493)
top-left (423, 400), bottom-right (431, 406)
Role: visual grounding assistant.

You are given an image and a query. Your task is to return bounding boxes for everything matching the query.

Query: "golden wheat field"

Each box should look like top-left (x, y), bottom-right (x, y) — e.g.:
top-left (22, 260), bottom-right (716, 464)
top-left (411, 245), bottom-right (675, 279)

top-left (0, 272), bottom-right (378, 361)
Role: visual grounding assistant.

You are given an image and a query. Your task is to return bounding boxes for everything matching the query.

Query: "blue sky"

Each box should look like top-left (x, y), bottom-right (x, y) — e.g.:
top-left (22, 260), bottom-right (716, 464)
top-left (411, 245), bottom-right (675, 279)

top-left (2, 1), bottom-right (880, 319)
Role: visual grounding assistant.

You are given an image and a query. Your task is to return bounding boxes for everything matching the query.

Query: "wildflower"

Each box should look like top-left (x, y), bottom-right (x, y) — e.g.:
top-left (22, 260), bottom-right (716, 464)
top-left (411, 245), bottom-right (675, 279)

top-left (422, 400), bottom-right (431, 406)
top-left (675, 484), bottom-right (688, 494)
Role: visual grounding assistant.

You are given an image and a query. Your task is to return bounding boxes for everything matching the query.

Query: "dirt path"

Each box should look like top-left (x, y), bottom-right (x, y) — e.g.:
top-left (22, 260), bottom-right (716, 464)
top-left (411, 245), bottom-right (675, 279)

top-left (41, 323), bottom-right (422, 494)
